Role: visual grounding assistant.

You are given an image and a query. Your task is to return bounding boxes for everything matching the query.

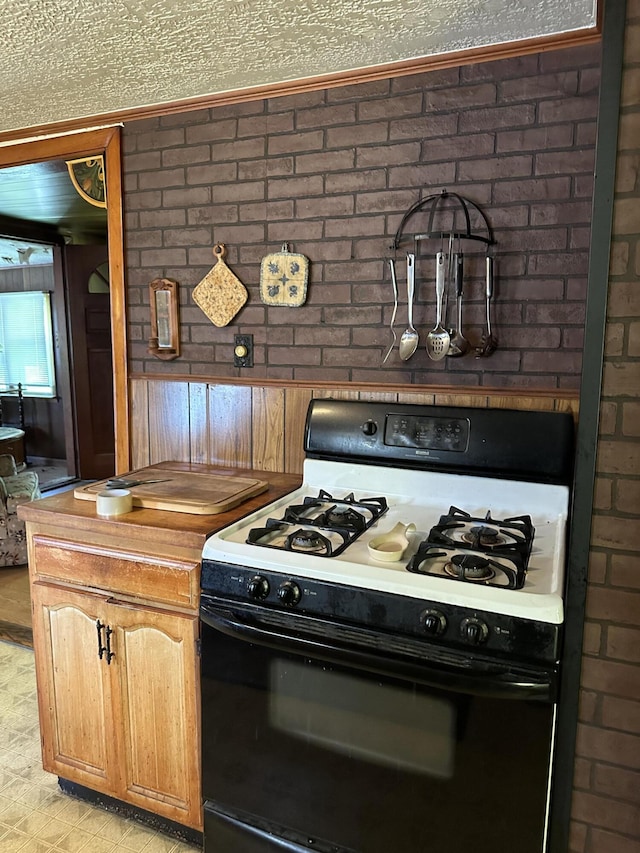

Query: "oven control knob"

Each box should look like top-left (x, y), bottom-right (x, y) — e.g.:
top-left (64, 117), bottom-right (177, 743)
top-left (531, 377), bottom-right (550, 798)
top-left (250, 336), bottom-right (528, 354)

top-left (460, 617), bottom-right (489, 646)
top-left (277, 581), bottom-right (301, 606)
top-left (247, 575), bottom-right (270, 600)
top-left (362, 420), bottom-right (377, 436)
top-left (421, 609), bottom-right (447, 636)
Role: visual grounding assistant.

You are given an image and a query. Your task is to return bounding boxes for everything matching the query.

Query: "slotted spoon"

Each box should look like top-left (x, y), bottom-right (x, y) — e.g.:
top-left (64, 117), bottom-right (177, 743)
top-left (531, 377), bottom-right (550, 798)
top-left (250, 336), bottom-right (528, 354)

top-left (425, 251), bottom-right (450, 360)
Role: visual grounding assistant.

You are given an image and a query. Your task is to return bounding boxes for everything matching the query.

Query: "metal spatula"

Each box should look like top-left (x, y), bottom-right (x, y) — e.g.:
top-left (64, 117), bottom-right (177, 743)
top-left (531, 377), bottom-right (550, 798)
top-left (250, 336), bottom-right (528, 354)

top-left (425, 252), bottom-right (450, 360)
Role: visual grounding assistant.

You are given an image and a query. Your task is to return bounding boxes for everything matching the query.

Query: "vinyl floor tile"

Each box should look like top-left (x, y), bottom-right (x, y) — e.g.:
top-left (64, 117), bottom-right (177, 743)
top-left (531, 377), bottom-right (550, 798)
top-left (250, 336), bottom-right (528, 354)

top-left (0, 642), bottom-right (201, 853)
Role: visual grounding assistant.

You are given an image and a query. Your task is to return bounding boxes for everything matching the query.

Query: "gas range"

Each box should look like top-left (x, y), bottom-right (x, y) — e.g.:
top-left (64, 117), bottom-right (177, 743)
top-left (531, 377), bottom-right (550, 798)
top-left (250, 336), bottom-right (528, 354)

top-left (201, 399), bottom-right (574, 666)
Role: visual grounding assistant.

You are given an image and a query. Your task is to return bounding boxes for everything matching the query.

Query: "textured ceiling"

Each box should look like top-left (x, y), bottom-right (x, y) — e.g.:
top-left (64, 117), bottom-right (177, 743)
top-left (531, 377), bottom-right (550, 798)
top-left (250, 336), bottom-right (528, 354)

top-left (1, 0), bottom-right (597, 135)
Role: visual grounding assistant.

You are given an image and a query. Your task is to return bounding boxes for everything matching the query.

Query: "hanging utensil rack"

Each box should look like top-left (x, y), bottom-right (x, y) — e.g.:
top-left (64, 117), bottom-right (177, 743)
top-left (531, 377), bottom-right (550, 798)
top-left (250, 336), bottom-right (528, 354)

top-left (388, 189), bottom-right (498, 359)
top-left (391, 189), bottom-right (494, 250)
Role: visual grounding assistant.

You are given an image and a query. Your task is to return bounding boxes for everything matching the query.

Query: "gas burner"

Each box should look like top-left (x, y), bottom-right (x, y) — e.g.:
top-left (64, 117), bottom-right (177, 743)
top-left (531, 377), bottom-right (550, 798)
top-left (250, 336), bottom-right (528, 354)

top-left (247, 517), bottom-right (356, 558)
top-left (445, 554), bottom-right (496, 581)
top-left (406, 544), bottom-right (522, 589)
top-left (319, 506), bottom-right (366, 531)
top-left (426, 506), bottom-right (534, 563)
top-left (286, 529), bottom-right (330, 553)
top-left (461, 525), bottom-right (506, 548)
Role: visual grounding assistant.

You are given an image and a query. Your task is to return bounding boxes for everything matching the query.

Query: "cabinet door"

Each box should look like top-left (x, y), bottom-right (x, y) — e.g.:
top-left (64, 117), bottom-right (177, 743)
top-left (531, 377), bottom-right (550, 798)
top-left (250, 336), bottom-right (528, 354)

top-left (31, 583), bottom-right (116, 793)
top-left (108, 603), bottom-right (202, 829)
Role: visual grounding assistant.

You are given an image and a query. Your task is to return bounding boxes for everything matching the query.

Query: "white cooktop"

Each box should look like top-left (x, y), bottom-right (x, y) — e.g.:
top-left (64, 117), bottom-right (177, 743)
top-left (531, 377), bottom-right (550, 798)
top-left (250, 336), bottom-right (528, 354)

top-left (203, 459), bottom-right (570, 624)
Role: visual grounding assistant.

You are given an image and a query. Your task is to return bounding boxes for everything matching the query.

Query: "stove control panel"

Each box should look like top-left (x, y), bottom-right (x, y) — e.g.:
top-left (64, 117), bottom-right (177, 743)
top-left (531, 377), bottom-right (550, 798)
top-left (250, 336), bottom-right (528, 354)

top-left (202, 562), bottom-right (560, 665)
top-left (385, 414), bottom-right (469, 453)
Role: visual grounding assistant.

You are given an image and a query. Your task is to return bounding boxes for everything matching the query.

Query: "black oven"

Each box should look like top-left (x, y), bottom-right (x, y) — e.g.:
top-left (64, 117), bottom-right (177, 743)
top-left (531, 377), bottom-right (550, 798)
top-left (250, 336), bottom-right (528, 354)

top-left (200, 399), bottom-right (574, 853)
top-left (200, 590), bottom-right (557, 853)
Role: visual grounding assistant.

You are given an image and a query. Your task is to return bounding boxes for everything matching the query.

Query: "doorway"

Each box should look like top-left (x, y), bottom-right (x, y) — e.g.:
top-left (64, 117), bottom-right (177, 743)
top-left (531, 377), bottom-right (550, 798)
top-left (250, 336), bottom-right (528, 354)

top-left (0, 127), bottom-right (129, 478)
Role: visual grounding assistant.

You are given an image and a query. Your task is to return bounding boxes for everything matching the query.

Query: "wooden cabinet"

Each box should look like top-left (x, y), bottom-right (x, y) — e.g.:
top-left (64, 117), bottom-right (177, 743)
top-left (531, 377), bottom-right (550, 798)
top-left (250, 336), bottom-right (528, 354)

top-left (19, 465), bottom-right (301, 833)
top-left (31, 565), bottom-right (201, 828)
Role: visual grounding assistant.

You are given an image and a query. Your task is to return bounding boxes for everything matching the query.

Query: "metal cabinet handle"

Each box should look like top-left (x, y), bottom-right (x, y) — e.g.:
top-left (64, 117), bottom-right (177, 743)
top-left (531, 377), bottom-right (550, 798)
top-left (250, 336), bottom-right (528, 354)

top-left (96, 619), bottom-right (107, 660)
top-left (105, 626), bottom-right (115, 665)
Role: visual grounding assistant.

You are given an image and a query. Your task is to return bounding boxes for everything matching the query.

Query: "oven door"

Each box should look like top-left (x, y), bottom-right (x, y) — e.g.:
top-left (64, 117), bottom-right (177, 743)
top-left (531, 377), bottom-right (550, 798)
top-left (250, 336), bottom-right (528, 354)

top-left (200, 595), bottom-right (558, 853)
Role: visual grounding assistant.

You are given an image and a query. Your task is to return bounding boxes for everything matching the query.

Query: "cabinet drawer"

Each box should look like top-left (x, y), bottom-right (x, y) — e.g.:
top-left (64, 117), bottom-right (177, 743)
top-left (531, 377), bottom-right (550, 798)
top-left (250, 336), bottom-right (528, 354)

top-left (32, 535), bottom-right (199, 610)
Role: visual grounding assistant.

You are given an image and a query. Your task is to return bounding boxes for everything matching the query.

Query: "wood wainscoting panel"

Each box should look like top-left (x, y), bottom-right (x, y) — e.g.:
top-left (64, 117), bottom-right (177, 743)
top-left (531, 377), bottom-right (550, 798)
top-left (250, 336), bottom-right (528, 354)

top-left (130, 379), bottom-right (150, 471)
top-left (148, 381), bottom-right (191, 464)
top-left (285, 387), bottom-right (313, 474)
top-left (252, 386), bottom-right (285, 471)
top-left (208, 384), bottom-right (253, 468)
top-left (188, 382), bottom-right (208, 464)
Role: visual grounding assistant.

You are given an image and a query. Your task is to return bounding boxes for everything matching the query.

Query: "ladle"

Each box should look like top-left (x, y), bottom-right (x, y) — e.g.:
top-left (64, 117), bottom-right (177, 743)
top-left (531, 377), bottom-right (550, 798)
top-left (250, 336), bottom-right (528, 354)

top-left (475, 255), bottom-right (498, 357)
top-left (447, 252), bottom-right (469, 357)
top-left (398, 253), bottom-right (419, 361)
top-left (425, 251), bottom-right (450, 360)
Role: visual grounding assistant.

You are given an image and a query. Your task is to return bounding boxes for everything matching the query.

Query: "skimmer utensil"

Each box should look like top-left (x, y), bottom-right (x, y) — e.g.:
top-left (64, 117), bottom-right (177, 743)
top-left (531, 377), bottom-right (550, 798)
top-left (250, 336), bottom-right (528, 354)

top-left (425, 251), bottom-right (450, 360)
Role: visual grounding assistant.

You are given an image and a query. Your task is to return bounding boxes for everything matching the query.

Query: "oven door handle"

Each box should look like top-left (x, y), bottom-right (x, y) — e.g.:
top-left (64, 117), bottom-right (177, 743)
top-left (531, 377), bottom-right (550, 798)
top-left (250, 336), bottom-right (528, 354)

top-left (200, 600), bottom-right (556, 702)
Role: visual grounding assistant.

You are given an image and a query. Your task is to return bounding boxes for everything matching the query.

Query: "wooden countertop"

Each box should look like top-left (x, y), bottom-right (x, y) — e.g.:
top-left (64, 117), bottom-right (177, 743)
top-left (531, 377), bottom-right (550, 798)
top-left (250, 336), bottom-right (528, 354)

top-left (19, 462), bottom-right (301, 552)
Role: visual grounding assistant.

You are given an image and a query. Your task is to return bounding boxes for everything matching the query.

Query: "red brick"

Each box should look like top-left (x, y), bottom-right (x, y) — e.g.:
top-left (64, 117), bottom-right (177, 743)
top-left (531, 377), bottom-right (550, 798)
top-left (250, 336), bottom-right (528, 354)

top-left (538, 95), bottom-right (599, 124)
top-left (501, 72), bottom-right (579, 101)
top-left (296, 103), bottom-right (356, 129)
top-left (593, 476), bottom-right (613, 511)
top-left (186, 119), bottom-right (236, 143)
top-left (602, 362), bottom-right (640, 398)
top-left (579, 689), bottom-right (599, 723)
top-left (425, 83), bottom-right (496, 111)
top-left (358, 93), bottom-right (423, 121)
top-left (184, 162), bottom-right (238, 186)
top-left (389, 114), bottom-right (458, 141)
top-left (571, 791), bottom-right (640, 842)
top-left (622, 403), bottom-right (640, 438)
top-left (238, 157), bottom-right (294, 180)
top-left (268, 131), bottom-right (323, 156)
top-left (297, 195), bottom-right (355, 220)
top-left (577, 722), bottom-right (640, 766)
top-left (357, 142), bottom-right (422, 169)
top-left (326, 122), bottom-right (388, 148)
top-left (297, 150), bottom-right (355, 175)
top-left (589, 827), bottom-right (640, 853)
top-left (237, 113), bottom-right (294, 137)
top-left (607, 283), bottom-right (640, 317)
top-left (568, 820), bottom-right (587, 853)
top-left (535, 149), bottom-right (596, 175)
top-left (496, 124), bottom-right (574, 153)
top-left (268, 175), bottom-right (323, 199)
top-left (606, 627), bottom-right (640, 664)
top-left (457, 154), bottom-right (533, 182)
top-left (161, 145), bottom-right (210, 167)
top-left (594, 764), bottom-right (640, 803)
top-left (602, 695), bottom-right (640, 733)
top-left (238, 201), bottom-right (294, 222)
top-left (458, 104), bottom-right (536, 132)
top-left (588, 550), bottom-right (608, 584)
top-left (580, 657), bottom-right (640, 702)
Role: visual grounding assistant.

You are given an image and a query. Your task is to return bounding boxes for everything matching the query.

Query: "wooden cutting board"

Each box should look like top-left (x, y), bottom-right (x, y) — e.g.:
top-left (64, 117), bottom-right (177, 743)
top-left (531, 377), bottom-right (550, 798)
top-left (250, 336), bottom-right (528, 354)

top-left (192, 243), bottom-right (248, 327)
top-left (74, 465), bottom-right (268, 514)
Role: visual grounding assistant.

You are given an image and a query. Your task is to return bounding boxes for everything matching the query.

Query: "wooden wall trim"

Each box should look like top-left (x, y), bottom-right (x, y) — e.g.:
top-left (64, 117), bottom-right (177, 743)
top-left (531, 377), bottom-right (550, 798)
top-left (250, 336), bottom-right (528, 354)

top-left (0, 126), bottom-right (130, 475)
top-left (0, 26), bottom-right (600, 146)
top-left (128, 372), bottom-right (580, 404)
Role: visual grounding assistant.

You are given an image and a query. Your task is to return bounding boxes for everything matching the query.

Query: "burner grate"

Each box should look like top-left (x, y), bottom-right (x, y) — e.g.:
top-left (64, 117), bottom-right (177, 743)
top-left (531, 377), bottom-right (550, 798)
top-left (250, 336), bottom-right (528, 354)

top-left (246, 490), bottom-right (388, 557)
top-left (406, 506), bottom-right (535, 589)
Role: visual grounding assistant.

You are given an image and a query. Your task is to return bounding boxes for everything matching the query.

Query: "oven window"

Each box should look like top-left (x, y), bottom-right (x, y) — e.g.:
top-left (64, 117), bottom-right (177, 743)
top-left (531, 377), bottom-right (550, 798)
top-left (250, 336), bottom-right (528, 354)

top-left (269, 659), bottom-right (455, 778)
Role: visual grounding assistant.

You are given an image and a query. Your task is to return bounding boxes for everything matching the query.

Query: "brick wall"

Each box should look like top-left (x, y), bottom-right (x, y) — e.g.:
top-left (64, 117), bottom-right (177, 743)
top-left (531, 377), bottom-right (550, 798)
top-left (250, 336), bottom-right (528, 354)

top-left (570, 4), bottom-right (640, 851)
top-left (122, 43), bottom-right (600, 389)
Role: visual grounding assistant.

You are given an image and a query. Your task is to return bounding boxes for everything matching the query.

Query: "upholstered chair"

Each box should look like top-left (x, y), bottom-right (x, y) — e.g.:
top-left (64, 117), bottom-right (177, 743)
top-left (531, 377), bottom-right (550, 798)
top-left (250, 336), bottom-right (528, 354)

top-left (0, 454), bottom-right (41, 567)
